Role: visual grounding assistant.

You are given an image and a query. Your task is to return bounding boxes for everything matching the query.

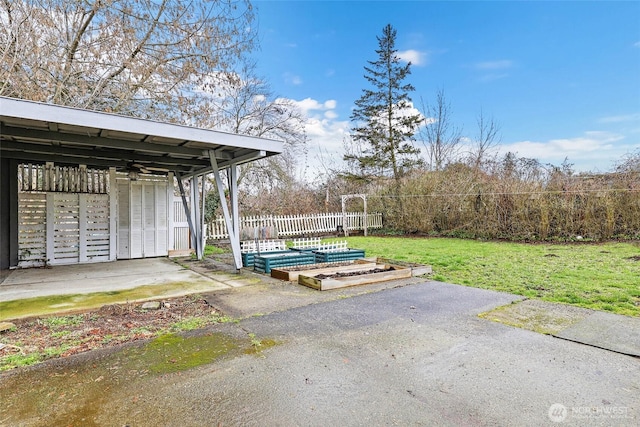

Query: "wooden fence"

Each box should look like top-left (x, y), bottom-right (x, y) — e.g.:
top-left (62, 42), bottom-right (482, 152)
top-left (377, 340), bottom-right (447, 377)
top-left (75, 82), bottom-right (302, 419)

top-left (18, 163), bottom-right (109, 193)
top-left (205, 212), bottom-right (383, 240)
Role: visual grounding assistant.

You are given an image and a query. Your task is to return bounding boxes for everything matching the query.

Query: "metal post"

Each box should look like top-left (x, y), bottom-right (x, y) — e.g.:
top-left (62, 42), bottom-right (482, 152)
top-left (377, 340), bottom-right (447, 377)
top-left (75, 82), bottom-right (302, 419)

top-left (175, 172), bottom-right (197, 256)
top-left (201, 175), bottom-right (206, 255)
top-left (209, 151), bottom-right (243, 270)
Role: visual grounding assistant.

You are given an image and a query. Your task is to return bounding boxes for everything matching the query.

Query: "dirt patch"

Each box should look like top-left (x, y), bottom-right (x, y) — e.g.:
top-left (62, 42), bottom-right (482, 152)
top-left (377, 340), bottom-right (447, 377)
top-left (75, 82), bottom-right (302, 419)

top-left (479, 299), bottom-right (593, 335)
top-left (315, 267), bottom-right (394, 279)
top-left (627, 255), bottom-right (640, 261)
top-left (0, 295), bottom-right (223, 370)
top-left (276, 261), bottom-right (355, 272)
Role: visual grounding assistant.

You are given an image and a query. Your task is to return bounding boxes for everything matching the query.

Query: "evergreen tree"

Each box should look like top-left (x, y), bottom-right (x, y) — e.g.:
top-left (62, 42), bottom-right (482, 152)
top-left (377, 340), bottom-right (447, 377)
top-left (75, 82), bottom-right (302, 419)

top-left (347, 24), bottom-right (423, 184)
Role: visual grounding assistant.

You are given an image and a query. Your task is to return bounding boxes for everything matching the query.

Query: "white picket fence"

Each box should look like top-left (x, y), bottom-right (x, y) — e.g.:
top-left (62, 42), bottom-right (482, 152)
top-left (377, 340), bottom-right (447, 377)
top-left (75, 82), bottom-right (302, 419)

top-left (206, 212), bottom-right (383, 240)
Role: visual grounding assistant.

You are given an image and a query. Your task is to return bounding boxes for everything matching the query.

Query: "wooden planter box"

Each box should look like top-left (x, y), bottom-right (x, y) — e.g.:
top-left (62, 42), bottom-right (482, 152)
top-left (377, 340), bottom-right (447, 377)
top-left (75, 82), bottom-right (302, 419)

top-left (298, 263), bottom-right (412, 291)
top-left (314, 248), bottom-right (365, 263)
top-left (271, 261), bottom-right (378, 282)
top-left (374, 257), bottom-right (433, 276)
top-left (253, 251), bottom-right (317, 273)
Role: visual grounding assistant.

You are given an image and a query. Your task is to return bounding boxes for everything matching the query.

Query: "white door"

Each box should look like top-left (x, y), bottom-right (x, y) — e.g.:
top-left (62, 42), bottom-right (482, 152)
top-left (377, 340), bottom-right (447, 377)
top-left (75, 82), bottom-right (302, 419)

top-left (117, 179), bottom-right (170, 259)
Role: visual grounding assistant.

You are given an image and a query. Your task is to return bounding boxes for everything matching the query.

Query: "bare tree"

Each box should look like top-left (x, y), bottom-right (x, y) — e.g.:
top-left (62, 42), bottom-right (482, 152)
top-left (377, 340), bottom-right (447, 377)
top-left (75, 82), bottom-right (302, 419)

top-left (196, 62), bottom-right (307, 191)
top-left (614, 149), bottom-right (640, 173)
top-left (0, 0), bottom-right (256, 122)
top-left (469, 109), bottom-right (501, 170)
top-left (418, 89), bottom-right (463, 171)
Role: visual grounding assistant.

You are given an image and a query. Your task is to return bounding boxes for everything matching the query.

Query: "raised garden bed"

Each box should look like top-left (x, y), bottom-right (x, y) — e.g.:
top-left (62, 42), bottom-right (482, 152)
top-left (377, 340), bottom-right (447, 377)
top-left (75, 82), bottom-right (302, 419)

top-left (242, 250), bottom-right (291, 267)
top-left (271, 260), bottom-right (378, 282)
top-left (298, 263), bottom-right (411, 291)
top-left (314, 248), bottom-right (365, 263)
top-left (374, 257), bottom-right (433, 276)
top-left (253, 251), bottom-right (317, 273)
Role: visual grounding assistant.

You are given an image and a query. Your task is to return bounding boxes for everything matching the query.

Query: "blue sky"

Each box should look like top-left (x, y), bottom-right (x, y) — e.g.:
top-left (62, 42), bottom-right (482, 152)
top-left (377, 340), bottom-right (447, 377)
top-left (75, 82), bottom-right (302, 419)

top-left (252, 1), bottom-right (640, 176)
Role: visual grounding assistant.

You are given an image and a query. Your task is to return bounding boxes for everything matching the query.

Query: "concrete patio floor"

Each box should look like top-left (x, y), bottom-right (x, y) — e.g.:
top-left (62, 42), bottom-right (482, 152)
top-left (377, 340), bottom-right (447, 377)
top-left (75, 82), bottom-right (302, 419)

top-left (0, 258), bottom-right (234, 303)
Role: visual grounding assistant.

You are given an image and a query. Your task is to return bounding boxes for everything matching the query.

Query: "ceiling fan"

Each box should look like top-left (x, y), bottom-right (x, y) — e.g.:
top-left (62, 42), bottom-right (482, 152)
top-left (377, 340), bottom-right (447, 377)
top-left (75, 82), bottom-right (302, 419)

top-left (127, 162), bottom-right (170, 174)
top-left (126, 162), bottom-right (171, 180)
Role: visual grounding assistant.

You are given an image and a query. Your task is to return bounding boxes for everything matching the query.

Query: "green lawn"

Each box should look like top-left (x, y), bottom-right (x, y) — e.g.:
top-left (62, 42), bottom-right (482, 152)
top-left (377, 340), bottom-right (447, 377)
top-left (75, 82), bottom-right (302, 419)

top-left (344, 237), bottom-right (640, 317)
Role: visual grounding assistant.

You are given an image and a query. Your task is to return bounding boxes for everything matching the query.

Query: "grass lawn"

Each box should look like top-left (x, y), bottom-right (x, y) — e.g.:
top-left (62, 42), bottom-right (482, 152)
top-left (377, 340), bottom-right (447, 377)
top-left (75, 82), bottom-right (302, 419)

top-left (344, 237), bottom-right (640, 317)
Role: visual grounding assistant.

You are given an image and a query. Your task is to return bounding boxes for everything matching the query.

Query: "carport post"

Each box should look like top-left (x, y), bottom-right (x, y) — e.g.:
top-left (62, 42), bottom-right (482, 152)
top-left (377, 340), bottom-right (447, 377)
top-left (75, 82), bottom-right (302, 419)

top-left (191, 175), bottom-right (204, 259)
top-left (175, 172), bottom-right (199, 257)
top-left (228, 165), bottom-right (240, 242)
top-left (208, 151), bottom-right (242, 270)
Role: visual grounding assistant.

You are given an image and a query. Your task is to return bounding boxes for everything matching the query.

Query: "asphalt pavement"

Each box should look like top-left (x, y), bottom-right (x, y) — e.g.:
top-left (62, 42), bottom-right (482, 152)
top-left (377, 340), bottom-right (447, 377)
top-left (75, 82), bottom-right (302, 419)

top-left (1, 280), bottom-right (637, 426)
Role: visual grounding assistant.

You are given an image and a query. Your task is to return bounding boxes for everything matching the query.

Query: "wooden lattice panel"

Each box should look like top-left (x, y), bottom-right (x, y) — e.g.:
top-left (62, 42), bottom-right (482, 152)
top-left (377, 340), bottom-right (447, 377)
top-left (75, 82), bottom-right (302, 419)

top-left (17, 192), bottom-right (47, 267)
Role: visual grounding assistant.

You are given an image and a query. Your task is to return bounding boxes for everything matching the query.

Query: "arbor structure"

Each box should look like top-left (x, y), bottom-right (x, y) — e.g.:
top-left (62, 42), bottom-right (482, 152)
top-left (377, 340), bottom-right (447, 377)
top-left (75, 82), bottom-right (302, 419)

top-left (347, 24), bottom-right (422, 184)
top-left (0, 0), bottom-right (256, 122)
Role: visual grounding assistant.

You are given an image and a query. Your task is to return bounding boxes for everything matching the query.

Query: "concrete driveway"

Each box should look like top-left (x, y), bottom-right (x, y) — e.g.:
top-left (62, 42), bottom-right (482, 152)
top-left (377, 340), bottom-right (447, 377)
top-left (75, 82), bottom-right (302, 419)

top-left (1, 280), bottom-right (637, 426)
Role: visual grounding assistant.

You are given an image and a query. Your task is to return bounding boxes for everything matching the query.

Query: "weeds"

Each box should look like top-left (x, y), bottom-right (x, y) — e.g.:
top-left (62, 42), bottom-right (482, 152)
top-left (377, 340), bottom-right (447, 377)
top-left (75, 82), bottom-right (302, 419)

top-left (40, 315), bottom-right (84, 329)
top-left (248, 333), bottom-right (262, 350)
top-left (170, 314), bottom-right (236, 332)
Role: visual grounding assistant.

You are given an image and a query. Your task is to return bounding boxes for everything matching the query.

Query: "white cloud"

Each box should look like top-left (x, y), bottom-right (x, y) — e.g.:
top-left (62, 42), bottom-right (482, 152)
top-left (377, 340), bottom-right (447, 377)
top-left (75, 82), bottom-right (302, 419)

top-left (474, 60), bottom-right (514, 70)
top-left (324, 99), bottom-right (337, 109)
top-left (498, 131), bottom-right (633, 171)
top-left (294, 97), bottom-right (331, 114)
top-left (324, 110), bottom-right (338, 119)
top-left (397, 49), bottom-right (427, 66)
top-left (291, 97), bottom-right (350, 178)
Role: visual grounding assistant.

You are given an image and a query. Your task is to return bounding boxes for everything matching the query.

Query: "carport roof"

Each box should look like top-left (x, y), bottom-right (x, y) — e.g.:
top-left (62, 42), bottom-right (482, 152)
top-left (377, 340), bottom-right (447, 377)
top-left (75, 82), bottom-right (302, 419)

top-left (0, 96), bottom-right (283, 176)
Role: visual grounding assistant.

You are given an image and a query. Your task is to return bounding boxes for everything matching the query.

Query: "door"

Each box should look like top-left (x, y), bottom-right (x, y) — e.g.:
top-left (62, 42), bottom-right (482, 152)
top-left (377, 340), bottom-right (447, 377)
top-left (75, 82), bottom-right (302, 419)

top-left (117, 179), bottom-right (170, 259)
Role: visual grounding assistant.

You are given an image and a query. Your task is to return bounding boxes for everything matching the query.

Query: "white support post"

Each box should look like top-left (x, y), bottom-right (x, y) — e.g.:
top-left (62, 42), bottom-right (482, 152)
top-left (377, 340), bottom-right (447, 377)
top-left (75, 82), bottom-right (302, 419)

top-left (167, 172), bottom-right (175, 253)
top-left (228, 165), bottom-right (240, 240)
top-left (108, 167), bottom-right (117, 261)
top-left (191, 175), bottom-right (203, 259)
top-left (175, 172), bottom-right (197, 255)
top-left (201, 175), bottom-right (206, 252)
top-left (209, 151), bottom-right (242, 270)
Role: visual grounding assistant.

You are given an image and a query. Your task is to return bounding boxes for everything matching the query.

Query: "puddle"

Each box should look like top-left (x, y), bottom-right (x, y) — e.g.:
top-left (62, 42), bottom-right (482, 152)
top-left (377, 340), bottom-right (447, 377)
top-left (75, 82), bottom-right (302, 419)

top-left (479, 299), bottom-right (591, 335)
top-left (127, 332), bottom-right (239, 374)
top-left (0, 330), bottom-right (278, 426)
